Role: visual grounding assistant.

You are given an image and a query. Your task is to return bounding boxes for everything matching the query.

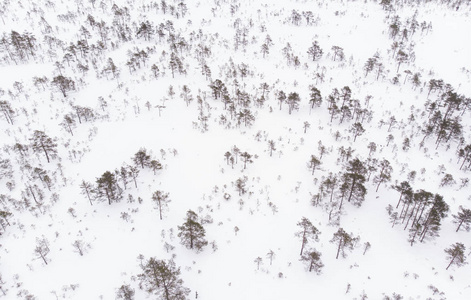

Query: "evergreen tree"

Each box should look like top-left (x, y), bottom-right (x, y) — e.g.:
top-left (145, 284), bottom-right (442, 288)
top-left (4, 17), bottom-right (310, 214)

top-left (51, 75), bottom-right (75, 97)
top-left (321, 173), bottom-right (338, 203)
top-left (150, 160), bottom-right (163, 175)
top-left (152, 190), bottom-right (171, 220)
top-left (178, 210), bottom-right (208, 252)
top-left (116, 284), bottom-right (135, 300)
top-left (240, 152), bottom-right (253, 169)
top-left (300, 249), bottom-right (324, 274)
top-left (287, 92), bottom-right (300, 114)
top-left (268, 140), bottom-right (276, 157)
top-left (341, 158), bottom-right (367, 207)
top-left (60, 114), bottom-right (76, 136)
top-left (0, 100), bottom-right (14, 124)
top-left (350, 122), bottom-right (365, 142)
top-left (96, 171), bottom-right (122, 205)
top-left (418, 194), bottom-right (449, 243)
top-left (266, 249), bottom-right (276, 265)
top-left (309, 86), bottom-right (322, 109)
top-left (34, 237), bottom-right (50, 265)
top-left (138, 258), bottom-right (190, 300)
top-left (444, 243), bottom-right (466, 270)
top-left (30, 130), bottom-right (58, 163)
top-left (452, 206), bottom-right (471, 232)
top-left (393, 181), bottom-right (412, 208)
top-left (308, 155), bottom-right (321, 175)
top-left (295, 217), bottom-right (320, 256)
top-left (79, 180), bottom-right (95, 205)
top-left (374, 159), bottom-right (393, 192)
top-left (235, 176), bottom-right (247, 196)
top-left (330, 228), bottom-right (359, 259)
top-left (277, 90), bottom-right (286, 110)
top-left (331, 45), bottom-right (344, 61)
top-left (307, 41), bottom-right (323, 61)
top-left (131, 148), bottom-right (149, 170)
top-left (395, 50), bottom-right (408, 73)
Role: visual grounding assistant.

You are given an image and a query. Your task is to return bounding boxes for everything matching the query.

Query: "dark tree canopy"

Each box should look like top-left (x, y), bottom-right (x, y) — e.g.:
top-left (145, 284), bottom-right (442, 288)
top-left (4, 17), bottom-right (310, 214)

top-left (178, 210), bottom-right (208, 252)
top-left (138, 258), bottom-right (190, 300)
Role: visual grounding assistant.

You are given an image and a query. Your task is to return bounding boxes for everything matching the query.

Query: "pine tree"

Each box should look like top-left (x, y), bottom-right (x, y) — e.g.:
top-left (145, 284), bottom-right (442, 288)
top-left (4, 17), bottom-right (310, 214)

top-left (350, 122), bottom-right (365, 142)
top-left (308, 155), bottom-right (321, 175)
top-left (330, 228), bottom-right (359, 259)
top-left (138, 258), bottom-right (190, 300)
top-left (34, 237), bottom-right (50, 265)
top-left (287, 92), bottom-right (300, 114)
top-left (235, 176), bottom-right (247, 196)
top-left (341, 158), bottom-right (367, 207)
top-left (452, 206), bottom-right (471, 232)
top-left (240, 152), bottom-right (253, 169)
top-left (116, 284), bottom-right (135, 300)
top-left (30, 130), bottom-right (58, 163)
top-left (295, 217), bottom-right (320, 256)
top-left (309, 86), bottom-right (322, 108)
top-left (393, 181), bottom-right (412, 208)
top-left (395, 50), bottom-right (408, 73)
top-left (266, 249), bottom-right (276, 265)
top-left (300, 249), bottom-right (324, 274)
top-left (51, 75), bottom-right (75, 97)
top-left (152, 190), bottom-right (171, 220)
top-left (321, 173), bottom-right (338, 203)
top-left (178, 210), bottom-right (208, 252)
top-left (331, 45), bottom-right (344, 61)
top-left (277, 90), bottom-right (286, 111)
top-left (96, 171), bottom-right (122, 205)
top-left (445, 243), bottom-right (466, 270)
top-left (133, 148), bottom-right (152, 169)
top-left (307, 41), bottom-right (323, 61)
top-left (0, 100), bottom-right (14, 124)
top-left (268, 140), bottom-right (276, 157)
top-left (79, 180), bottom-right (94, 205)
top-left (150, 160), bottom-right (163, 175)
top-left (60, 114), bottom-right (76, 136)
top-left (374, 159), bottom-right (393, 192)
top-left (418, 194), bottom-right (449, 243)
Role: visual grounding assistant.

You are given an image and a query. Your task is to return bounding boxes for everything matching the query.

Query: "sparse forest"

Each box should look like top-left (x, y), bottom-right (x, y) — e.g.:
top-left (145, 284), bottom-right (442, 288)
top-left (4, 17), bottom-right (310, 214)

top-left (0, 0), bottom-right (470, 299)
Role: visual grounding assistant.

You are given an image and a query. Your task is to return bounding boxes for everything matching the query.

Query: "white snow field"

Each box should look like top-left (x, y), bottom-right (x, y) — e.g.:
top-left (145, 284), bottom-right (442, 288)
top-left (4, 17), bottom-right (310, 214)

top-left (0, 0), bottom-right (470, 299)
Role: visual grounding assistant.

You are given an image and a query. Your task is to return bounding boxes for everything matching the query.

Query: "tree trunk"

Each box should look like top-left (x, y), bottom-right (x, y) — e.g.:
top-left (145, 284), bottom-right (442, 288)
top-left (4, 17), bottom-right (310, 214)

top-left (446, 255), bottom-right (456, 270)
top-left (336, 239), bottom-right (343, 259)
top-left (376, 179), bottom-right (382, 192)
top-left (40, 252), bottom-right (48, 265)
top-left (396, 191), bottom-right (404, 208)
top-left (347, 178), bottom-right (356, 203)
top-left (456, 219), bottom-right (463, 232)
top-left (41, 143), bottom-right (50, 163)
top-left (300, 229), bottom-right (306, 255)
top-left (159, 199), bottom-right (162, 220)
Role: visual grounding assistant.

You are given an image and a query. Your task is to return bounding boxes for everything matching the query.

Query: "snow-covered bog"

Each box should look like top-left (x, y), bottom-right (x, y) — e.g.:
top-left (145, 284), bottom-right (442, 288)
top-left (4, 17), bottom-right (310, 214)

top-left (0, 0), bottom-right (470, 299)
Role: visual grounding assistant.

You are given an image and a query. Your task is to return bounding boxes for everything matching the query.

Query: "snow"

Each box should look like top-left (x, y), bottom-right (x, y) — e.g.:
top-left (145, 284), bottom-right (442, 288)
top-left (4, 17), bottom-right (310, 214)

top-left (0, 0), bottom-right (470, 299)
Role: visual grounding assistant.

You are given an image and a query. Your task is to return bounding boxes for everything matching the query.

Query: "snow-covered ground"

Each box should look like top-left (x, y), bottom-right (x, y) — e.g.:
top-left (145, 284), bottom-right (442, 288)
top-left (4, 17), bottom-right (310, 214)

top-left (0, 0), bottom-right (470, 299)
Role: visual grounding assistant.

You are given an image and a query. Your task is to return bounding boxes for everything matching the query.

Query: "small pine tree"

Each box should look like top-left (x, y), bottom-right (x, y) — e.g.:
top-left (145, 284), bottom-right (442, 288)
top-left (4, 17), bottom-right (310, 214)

top-left (295, 217), bottom-right (321, 256)
top-left (116, 284), bottom-right (135, 300)
top-left (178, 210), bottom-right (208, 252)
top-left (330, 228), bottom-right (359, 259)
top-left (30, 130), bottom-right (58, 163)
top-left (152, 190), bottom-right (171, 220)
top-left (308, 155), bottom-right (321, 175)
top-left (452, 206), bottom-right (471, 232)
top-left (133, 148), bottom-right (152, 169)
top-left (444, 243), bottom-right (466, 270)
top-left (138, 258), bottom-right (190, 299)
top-left (300, 249), bottom-right (324, 274)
